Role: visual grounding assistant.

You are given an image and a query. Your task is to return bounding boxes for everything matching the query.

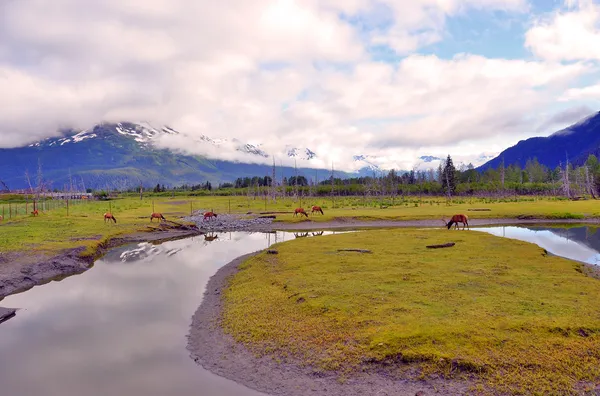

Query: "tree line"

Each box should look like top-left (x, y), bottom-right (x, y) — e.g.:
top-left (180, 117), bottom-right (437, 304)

top-left (93, 153), bottom-right (600, 199)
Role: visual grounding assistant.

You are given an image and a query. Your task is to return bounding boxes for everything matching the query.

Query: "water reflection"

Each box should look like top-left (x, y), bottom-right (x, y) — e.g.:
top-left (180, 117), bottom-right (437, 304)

top-left (0, 231), bottom-right (342, 396)
top-left (473, 226), bottom-right (600, 265)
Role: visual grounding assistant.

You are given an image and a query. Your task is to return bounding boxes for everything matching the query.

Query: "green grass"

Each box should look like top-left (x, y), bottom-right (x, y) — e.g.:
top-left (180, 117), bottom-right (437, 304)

top-left (221, 229), bottom-right (600, 395)
top-left (0, 197), bottom-right (198, 257)
top-left (1, 194), bottom-right (599, 258)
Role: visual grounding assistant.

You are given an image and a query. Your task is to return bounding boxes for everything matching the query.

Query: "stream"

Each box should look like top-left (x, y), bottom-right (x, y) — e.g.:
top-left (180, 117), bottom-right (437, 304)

top-left (0, 226), bottom-right (599, 395)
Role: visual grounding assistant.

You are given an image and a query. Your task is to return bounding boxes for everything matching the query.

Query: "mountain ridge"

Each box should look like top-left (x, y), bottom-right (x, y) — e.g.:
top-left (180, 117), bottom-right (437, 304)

top-left (477, 111), bottom-right (600, 171)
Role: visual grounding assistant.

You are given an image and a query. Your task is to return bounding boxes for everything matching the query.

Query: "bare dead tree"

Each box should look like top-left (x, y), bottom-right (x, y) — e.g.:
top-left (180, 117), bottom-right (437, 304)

top-left (36, 158), bottom-right (44, 199)
top-left (500, 156), bottom-right (505, 194)
top-left (24, 169), bottom-right (34, 194)
top-left (585, 166), bottom-right (597, 199)
top-left (271, 156), bottom-right (277, 203)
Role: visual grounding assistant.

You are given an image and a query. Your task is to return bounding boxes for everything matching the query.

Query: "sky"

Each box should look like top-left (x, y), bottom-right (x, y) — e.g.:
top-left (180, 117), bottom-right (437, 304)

top-left (1, 0), bottom-right (600, 172)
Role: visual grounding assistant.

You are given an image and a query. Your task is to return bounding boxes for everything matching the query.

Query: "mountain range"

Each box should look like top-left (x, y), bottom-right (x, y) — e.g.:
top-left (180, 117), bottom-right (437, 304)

top-left (3, 109), bottom-right (597, 191)
top-left (0, 122), bottom-right (379, 191)
top-left (478, 111), bottom-right (600, 171)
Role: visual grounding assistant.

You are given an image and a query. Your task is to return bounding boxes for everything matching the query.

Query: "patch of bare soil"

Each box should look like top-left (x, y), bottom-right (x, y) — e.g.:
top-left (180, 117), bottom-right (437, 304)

top-left (187, 253), bottom-right (476, 396)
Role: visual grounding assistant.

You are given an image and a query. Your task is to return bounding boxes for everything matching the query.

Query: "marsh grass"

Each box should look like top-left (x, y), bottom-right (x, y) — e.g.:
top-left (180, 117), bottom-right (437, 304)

top-left (221, 229), bottom-right (600, 394)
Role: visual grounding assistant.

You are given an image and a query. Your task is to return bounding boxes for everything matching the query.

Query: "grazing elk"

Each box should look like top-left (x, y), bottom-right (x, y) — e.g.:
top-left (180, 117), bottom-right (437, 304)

top-left (203, 211), bottom-right (218, 221)
top-left (442, 214), bottom-right (469, 230)
top-left (103, 212), bottom-right (117, 223)
top-left (311, 205), bottom-right (324, 215)
top-left (31, 209), bottom-right (39, 216)
top-left (294, 208), bottom-right (309, 218)
top-left (294, 232), bottom-right (309, 238)
top-left (150, 212), bottom-right (166, 222)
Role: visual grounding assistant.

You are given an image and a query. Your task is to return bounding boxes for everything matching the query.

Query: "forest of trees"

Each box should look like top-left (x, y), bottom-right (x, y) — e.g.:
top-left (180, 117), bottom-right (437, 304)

top-left (113, 154), bottom-right (600, 199)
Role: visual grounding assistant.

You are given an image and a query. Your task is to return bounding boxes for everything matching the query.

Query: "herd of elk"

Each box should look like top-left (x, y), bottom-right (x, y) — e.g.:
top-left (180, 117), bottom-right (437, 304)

top-left (442, 214), bottom-right (469, 230)
top-left (104, 212), bottom-right (117, 223)
top-left (293, 206), bottom-right (324, 217)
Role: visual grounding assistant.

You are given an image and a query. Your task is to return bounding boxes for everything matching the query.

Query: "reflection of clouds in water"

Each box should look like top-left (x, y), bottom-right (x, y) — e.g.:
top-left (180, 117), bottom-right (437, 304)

top-left (473, 227), bottom-right (600, 265)
top-left (0, 232), bottom-right (268, 396)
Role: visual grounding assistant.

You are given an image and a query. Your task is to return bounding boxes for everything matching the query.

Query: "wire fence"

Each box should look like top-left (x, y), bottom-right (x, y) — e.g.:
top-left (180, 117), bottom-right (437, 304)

top-left (0, 198), bottom-right (87, 220)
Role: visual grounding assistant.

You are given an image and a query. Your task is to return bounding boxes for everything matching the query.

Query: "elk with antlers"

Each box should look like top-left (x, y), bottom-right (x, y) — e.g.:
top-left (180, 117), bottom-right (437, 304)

top-left (442, 214), bottom-right (469, 230)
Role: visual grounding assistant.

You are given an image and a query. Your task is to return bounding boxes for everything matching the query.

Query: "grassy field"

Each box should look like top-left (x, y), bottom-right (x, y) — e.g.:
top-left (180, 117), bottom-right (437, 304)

top-left (0, 197), bottom-right (200, 257)
top-left (221, 229), bottom-right (600, 395)
top-left (1, 194), bottom-right (600, 257)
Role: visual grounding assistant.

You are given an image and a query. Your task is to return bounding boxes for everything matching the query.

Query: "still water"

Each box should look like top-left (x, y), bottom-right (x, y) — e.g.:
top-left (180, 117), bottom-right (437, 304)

top-left (0, 227), bottom-right (599, 396)
top-left (0, 231), bottom-right (340, 396)
top-left (473, 225), bottom-right (600, 265)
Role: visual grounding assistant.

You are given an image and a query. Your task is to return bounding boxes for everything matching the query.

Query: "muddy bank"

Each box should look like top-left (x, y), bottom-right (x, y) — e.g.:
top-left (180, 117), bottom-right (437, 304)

top-left (270, 217), bottom-right (600, 231)
top-left (0, 307), bottom-right (16, 324)
top-left (0, 227), bottom-right (201, 301)
top-left (187, 253), bottom-right (473, 396)
top-left (187, 211), bottom-right (600, 233)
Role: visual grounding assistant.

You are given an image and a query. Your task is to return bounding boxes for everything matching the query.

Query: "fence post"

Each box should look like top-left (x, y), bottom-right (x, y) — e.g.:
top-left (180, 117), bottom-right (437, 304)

top-left (67, 199), bottom-right (69, 217)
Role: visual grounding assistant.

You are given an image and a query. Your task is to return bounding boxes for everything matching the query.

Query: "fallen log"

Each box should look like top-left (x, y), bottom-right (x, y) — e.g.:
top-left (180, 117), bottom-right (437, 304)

top-left (258, 215), bottom-right (277, 219)
top-left (337, 249), bottom-right (372, 253)
top-left (467, 208), bottom-right (491, 211)
top-left (426, 242), bottom-right (455, 249)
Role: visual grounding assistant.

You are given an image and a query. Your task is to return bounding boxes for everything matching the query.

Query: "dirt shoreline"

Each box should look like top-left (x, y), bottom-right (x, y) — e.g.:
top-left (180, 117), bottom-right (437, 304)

top-left (187, 253), bottom-right (475, 396)
top-left (0, 228), bottom-right (201, 301)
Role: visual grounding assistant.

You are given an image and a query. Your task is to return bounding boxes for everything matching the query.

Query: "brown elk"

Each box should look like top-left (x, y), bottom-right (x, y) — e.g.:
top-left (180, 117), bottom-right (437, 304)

top-left (203, 211), bottom-right (217, 220)
top-left (0, 215), bottom-right (3, 222)
top-left (103, 212), bottom-right (117, 223)
top-left (294, 208), bottom-right (308, 217)
top-left (31, 209), bottom-right (39, 216)
top-left (442, 214), bottom-right (469, 230)
top-left (150, 212), bottom-right (166, 222)
top-left (311, 205), bottom-right (324, 215)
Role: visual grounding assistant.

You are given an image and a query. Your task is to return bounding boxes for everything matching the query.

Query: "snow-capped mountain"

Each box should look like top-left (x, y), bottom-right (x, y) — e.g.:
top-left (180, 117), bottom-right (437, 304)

top-left (286, 147), bottom-right (317, 161)
top-left (353, 155), bottom-right (381, 172)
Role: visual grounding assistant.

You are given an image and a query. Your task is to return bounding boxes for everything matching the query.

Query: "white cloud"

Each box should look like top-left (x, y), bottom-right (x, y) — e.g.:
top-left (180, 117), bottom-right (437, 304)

top-left (0, 0), bottom-right (595, 172)
top-left (560, 83), bottom-right (600, 101)
top-left (525, 1), bottom-right (600, 61)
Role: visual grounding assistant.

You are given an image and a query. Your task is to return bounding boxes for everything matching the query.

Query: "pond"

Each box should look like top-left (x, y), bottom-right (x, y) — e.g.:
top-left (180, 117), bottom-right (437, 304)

top-left (472, 225), bottom-right (600, 265)
top-left (0, 226), bottom-right (599, 396)
top-left (0, 230), bottom-right (342, 396)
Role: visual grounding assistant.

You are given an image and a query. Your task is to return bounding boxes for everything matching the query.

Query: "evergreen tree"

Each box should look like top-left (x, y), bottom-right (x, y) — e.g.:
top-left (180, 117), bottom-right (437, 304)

top-left (441, 155), bottom-right (457, 196)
